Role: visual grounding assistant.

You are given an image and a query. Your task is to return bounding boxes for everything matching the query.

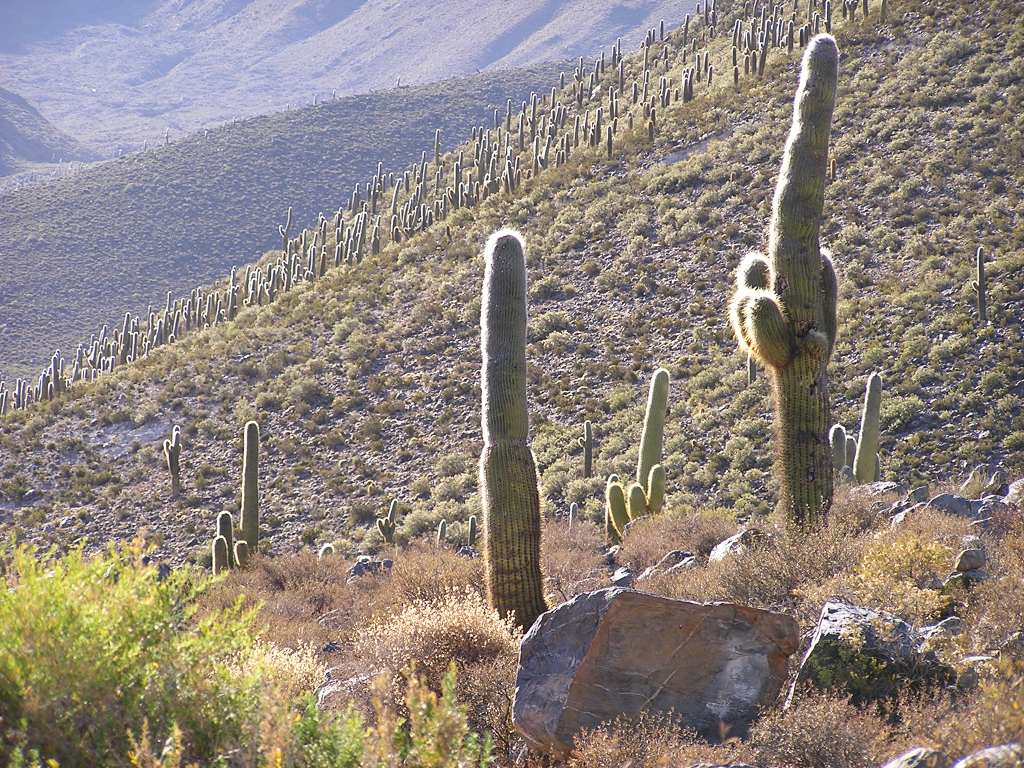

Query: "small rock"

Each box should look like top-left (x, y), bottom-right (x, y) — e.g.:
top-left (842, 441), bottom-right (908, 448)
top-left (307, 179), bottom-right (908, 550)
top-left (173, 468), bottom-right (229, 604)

top-left (603, 546), bottom-right (619, 567)
top-left (928, 493), bottom-right (975, 517)
top-left (943, 569), bottom-right (989, 591)
top-left (976, 496), bottom-right (1009, 519)
top-left (921, 616), bottom-right (963, 642)
top-left (891, 503), bottom-right (925, 527)
top-left (851, 481), bottom-right (907, 499)
top-left (909, 485), bottom-right (931, 503)
top-left (637, 550), bottom-right (695, 582)
top-left (513, 588), bottom-right (799, 756)
top-left (970, 518), bottom-right (993, 532)
top-left (880, 748), bottom-right (951, 768)
top-left (954, 548), bottom-right (986, 572)
top-left (1000, 632), bottom-right (1024, 659)
top-left (610, 566), bottom-right (634, 588)
top-left (321, 640), bottom-right (342, 654)
top-left (956, 655), bottom-right (997, 691)
top-left (709, 529), bottom-right (766, 562)
top-left (457, 545), bottom-right (479, 558)
top-left (1006, 479), bottom-right (1024, 507)
top-left (984, 470), bottom-right (1008, 497)
top-left (789, 601), bottom-right (953, 705)
top-left (347, 557), bottom-right (393, 580)
top-left (663, 555), bottom-right (698, 576)
top-left (952, 744), bottom-right (1024, 768)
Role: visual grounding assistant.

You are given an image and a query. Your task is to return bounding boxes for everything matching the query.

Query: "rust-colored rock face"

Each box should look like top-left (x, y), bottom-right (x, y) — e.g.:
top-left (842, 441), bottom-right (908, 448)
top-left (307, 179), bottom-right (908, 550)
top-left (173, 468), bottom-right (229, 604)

top-left (513, 588), bottom-right (799, 756)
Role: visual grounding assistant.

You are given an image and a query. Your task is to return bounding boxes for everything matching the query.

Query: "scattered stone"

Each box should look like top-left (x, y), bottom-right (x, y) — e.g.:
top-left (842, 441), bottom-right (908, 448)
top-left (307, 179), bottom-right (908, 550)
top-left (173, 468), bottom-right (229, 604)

top-left (880, 748), bottom-right (951, 768)
top-left (789, 601), bottom-right (953, 705)
top-left (909, 485), bottom-right (931, 503)
top-left (983, 470), bottom-right (1008, 497)
top-left (456, 545), bottom-right (479, 558)
top-left (943, 569), bottom-right (989, 591)
top-left (975, 496), bottom-right (1009, 519)
top-left (952, 744), bottom-right (1024, 767)
top-left (513, 588), bottom-right (799, 756)
top-left (1006, 479), bottom-right (1024, 507)
top-left (610, 566), bottom-right (634, 588)
top-left (921, 616), bottom-right (963, 643)
top-left (709, 528), bottom-right (767, 562)
top-left (637, 550), bottom-right (695, 581)
top-left (347, 555), bottom-right (393, 580)
top-left (927, 493), bottom-right (974, 518)
top-left (603, 546), bottom-right (619, 567)
top-left (891, 503), bottom-right (925, 527)
top-left (851, 481), bottom-right (907, 500)
top-left (956, 655), bottom-right (997, 691)
top-left (1000, 632), bottom-right (1024, 659)
top-left (321, 640), bottom-right (342, 654)
top-left (954, 548), bottom-right (986, 572)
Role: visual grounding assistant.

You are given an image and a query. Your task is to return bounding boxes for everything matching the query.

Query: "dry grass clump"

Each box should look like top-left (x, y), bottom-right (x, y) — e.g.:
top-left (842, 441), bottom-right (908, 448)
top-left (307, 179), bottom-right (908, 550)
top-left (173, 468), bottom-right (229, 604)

top-left (748, 693), bottom-right (900, 768)
top-left (352, 588), bottom-right (521, 750)
top-left (542, 518), bottom-right (607, 603)
top-left (367, 542), bottom-right (486, 616)
top-left (198, 551), bottom-right (362, 648)
top-left (565, 713), bottom-right (752, 768)
top-left (644, 513), bottom-right (862, 626)
top-left (617, 509), bottom-right (736, 571)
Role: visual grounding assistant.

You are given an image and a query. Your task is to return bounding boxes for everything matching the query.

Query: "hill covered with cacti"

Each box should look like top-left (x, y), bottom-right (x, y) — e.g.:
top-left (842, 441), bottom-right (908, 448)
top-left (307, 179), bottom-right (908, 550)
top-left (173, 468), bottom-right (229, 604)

top-left (0, 0), bottom-right (1021, 569)
top-left (0, 64), bottom-right (563, 381)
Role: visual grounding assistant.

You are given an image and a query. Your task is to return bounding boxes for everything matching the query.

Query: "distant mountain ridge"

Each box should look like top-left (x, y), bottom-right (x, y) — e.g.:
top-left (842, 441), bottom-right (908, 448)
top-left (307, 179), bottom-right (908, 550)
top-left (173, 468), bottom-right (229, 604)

top-left (0, 0), bottom-right (697, 154)
top-left (0, 87), bottom-right (96, 175)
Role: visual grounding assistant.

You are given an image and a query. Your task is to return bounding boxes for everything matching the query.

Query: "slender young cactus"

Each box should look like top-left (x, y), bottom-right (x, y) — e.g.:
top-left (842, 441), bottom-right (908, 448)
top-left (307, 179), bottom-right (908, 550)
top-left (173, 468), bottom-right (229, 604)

top-left (728, 35), bottom-right (840, 524)
top-left (163, 425), bottom-right (182, 497)
top-left (240, 421), bottom-right (260, 552)
top-left (853, 372), bottom-right (882, 483)
top-left (436, 518), bottom-right (448, 548)
top-left (467, 514), bottom-right (479, 548)
top-left (972, 246), bottom-right (987, 325)
top-left (605, 475), bottom-right (629, 544)
top-left (479, 229), bottom-right (547, 629)
top-left (579, 420), bottom-right (594, 478)
top-left (637, 368), bottom-right (669, 494)
top-left (216, 511), bottom-right (235, 569)
top-left (278, 206), bottom-right (292, 252)
top-left (234, 540), bottom-right (250, 567)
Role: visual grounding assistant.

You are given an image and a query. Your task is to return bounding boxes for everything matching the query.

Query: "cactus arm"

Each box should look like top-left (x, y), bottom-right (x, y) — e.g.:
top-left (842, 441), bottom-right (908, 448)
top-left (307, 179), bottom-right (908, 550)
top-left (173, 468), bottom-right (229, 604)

top-left (636, 368), bottom-right (669, 490)
top-left (853, 372), bottom-right (882, 483)
top-left (646, 464), bottom-right (666, 514)
top-left (605, 477), bottom-right (629, 543)
top-left (626, 482), bottom-right (648, 520)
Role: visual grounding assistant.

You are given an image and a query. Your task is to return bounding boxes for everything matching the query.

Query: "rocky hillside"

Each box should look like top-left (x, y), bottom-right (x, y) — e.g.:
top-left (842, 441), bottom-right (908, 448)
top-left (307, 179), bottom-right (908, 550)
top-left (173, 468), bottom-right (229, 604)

top-left (0, 0), bottom-right (1021, 572)
top-left (2, 0), bottom-right (700, 153)
top-left (0, 64), bottom-right (561, 380)
top-left (0, 87), bottom-right (96, 175)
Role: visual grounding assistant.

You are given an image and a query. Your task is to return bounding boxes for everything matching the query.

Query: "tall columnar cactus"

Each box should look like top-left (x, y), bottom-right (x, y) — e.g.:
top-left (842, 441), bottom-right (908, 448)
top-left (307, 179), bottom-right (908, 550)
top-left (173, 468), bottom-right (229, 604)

top-left (728, 35), bottom-right (840, 525)
top-left (853, 372), bottom-right (882, 484)
top-left (479, 229), bottom-right (547, 630)
top-left (163, 425), bottom-right (182, 497)
top-left (637, 368), bottom-right (669, 494)
top-left (278, 206), bottom-right (292, 252)
top-left (579, 420), bottom-right (593, 478)
top-left (972, 246), bottom-right (987, 325)
top-left (240, 421), bottom-right (260, 552)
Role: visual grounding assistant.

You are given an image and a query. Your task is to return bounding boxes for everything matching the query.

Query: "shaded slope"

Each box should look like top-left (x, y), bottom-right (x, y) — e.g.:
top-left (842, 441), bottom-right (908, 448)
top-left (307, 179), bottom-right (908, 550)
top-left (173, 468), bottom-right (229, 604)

top-left (0, 87), bottom-right (96, 175)
top-left (0, 0), bottom-right (1020, 569)
top-left (0, 63), bottom-right (562, 379)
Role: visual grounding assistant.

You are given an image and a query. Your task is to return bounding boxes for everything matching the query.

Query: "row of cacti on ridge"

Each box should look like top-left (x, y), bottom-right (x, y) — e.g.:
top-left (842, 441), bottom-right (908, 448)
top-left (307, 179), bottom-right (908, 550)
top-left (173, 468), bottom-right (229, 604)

top-left (0, 0), bottom-right (898, 418)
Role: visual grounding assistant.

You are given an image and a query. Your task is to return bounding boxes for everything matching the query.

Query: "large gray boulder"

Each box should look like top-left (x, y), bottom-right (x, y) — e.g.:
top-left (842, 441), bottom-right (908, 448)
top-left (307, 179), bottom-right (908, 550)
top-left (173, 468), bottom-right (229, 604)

top-left (513, 588), bottom-right (799, 756)
top-left (789, 601), bottom-right (953, 705)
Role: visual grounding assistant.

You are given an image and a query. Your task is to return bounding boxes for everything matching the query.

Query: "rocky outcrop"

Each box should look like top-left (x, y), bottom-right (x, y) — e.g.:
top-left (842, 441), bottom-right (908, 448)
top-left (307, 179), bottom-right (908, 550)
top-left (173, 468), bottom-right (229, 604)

top-left (789, 601), bottom-right (953, 705)
top-left (513, 588), bottom-right (799, 756)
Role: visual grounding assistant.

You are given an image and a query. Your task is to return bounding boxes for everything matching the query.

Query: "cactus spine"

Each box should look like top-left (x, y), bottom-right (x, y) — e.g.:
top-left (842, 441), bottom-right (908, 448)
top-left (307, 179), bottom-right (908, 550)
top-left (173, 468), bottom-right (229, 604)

top-left (853, 372), bottom-right (882, 484)
top-left (479, 229), bottom-right (547, 630)
top-left (579, 420), bottom-right (593, 478)
top-left (728, 35), bottom-right (840, 525)
top-left (240, 421), bottom-right (260, 552)
top-left (163, 425), bottom-right (182, 497)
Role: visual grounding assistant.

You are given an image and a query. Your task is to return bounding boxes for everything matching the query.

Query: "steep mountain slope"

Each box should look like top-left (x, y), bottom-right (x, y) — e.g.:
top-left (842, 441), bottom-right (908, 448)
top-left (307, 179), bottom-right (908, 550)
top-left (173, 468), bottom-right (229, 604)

top-left (0, 63), bottom-right (562, 380)
top-left (0, 87), bottom-right (96, 175)
top-left (1, 0), bottom-right (697, 153)
top-left (0, 0), bottom-right (1021, 569)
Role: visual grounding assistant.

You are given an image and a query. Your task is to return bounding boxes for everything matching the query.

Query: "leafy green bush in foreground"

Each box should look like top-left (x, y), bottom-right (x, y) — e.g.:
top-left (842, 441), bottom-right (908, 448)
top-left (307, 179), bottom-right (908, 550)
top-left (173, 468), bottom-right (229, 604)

top-left (0, 542), bottom-right (490, 767)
